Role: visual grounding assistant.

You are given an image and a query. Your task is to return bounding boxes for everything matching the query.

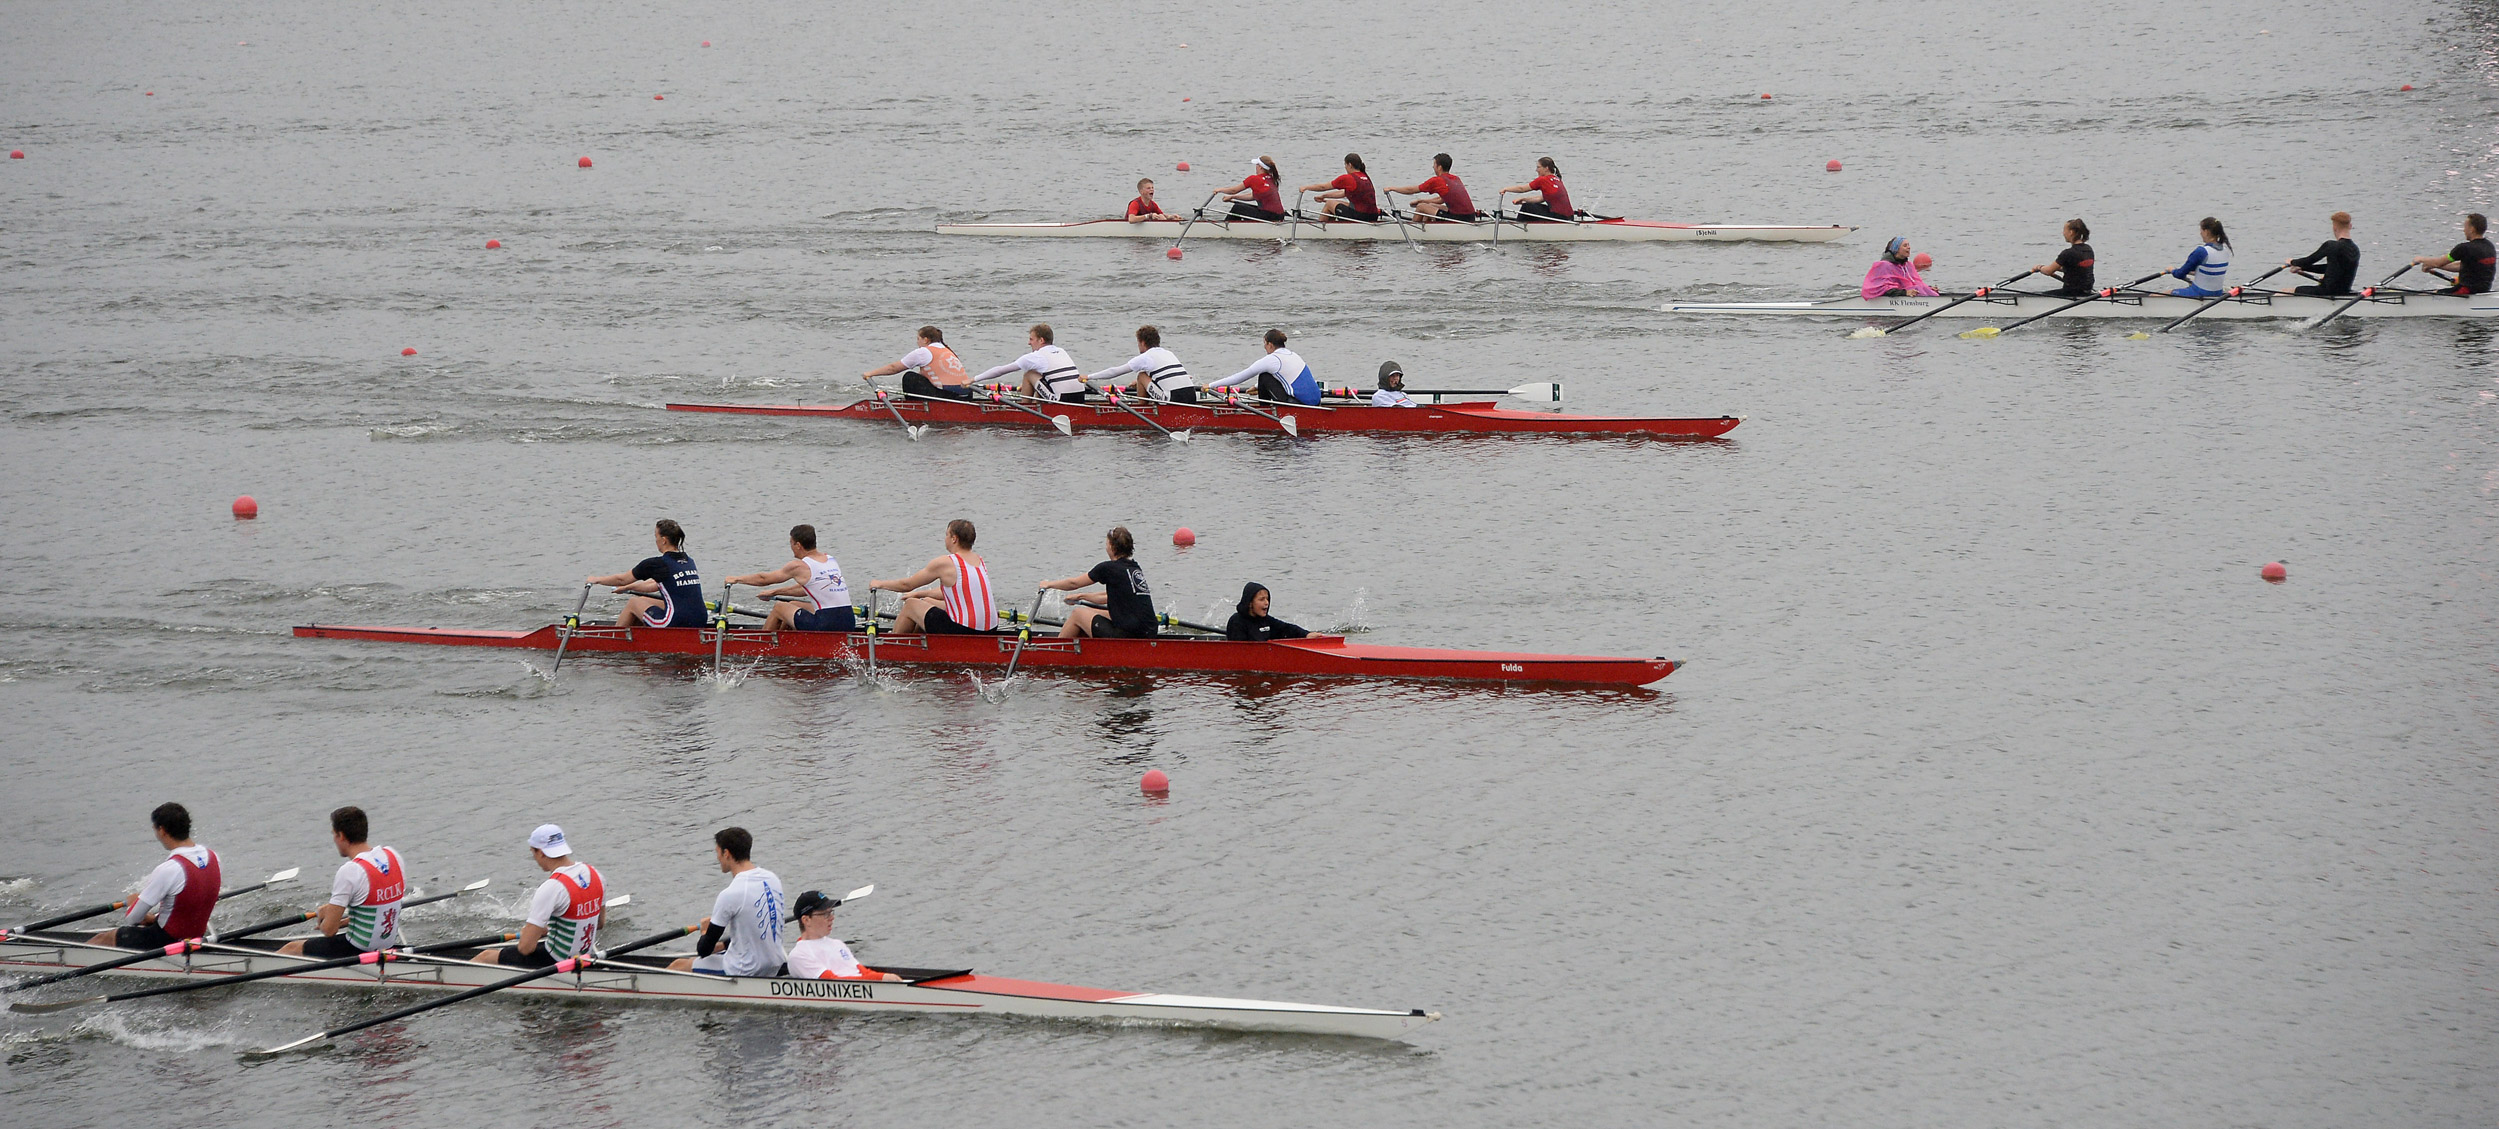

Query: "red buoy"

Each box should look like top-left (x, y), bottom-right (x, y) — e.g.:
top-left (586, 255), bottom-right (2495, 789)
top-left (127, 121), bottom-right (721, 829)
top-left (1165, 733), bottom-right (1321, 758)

top-left (1913, 252), bottom-right (1932, 270)
top-left (1181, 97), bottom-right (1190, 102)
top-left (232, 495), bottom-right (258, 519)
top-left (1140, 769), bottom-right (1169, 794)
top-left (1825, 158), bottom-right (1841, 171)
top-left (145, 91), bottom-right (154, 96)
top-left (701, 40), bottom-right (711, 46)
top-left (2260, 561), bottom-right (2287, 582)
top-left (2400, 84), bottom-right (2413, 91)
top-left (653, 94), bottom-right (664, 100)
top-left (1165, 247), bottom-right (1182, 260)
top-left (1176, 161), bottom-right (1190, 172)
top-left (6, 150), bottom-right (19, 159)
top-left (577, 156), bottom-right (593, 168)
top-left (1760, 93), bottom-right (1772, 100)
top-left (1172, 526), bottom-right (1195, 546)
top-left (401, 347), bottom-right (417, 356)
top-left (485, 238), bottom-right (502, 249)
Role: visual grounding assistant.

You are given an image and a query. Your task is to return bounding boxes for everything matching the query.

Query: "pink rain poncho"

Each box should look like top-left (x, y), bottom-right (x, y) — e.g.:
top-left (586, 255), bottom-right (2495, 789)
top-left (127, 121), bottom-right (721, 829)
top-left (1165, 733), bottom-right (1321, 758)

top-left (1861, 259), bottom-right (1939, 300)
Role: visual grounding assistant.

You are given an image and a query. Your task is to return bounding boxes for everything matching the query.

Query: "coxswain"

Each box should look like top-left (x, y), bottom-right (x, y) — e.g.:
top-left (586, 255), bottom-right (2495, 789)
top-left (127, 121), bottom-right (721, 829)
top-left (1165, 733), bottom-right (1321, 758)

top-left (2032, 219), bottom-right (2095, 297)
top-left (2166, 217), bottom-right (2233, 297)
top-left (1500, 157), bottom-right (1575, 222)
top-left (1124, 178), bottom-right (1180, 223)
top-left (88, 802), bottom-right (219, 950)
top-left (1861, 236), bottom-right (1941, 299)
top-left (2411, 212), bottom-right (2495, 296)
top-left (667, 827), bottom-right (786, 976)
top-left (1299, 153), bottom-right (1384, 221)
top-left (1086, 325), bottom-right (1199, 403)
top-left (863, 325), bottom-right (974, 400)
top-left (1039, 526), bottom-right (1158, 639)
top-left (473, 824), bottom-right (604, 967)
top-left (783, 889), bottom-right (899, 981)
top-left (277, 806), bottom-right (404, 958)
top-left (587, 519), bottom-right (704, 629)
top-left (1207, 328), bottom-right (1320, 405)
top-left (1225, 583), bottom-right (1311, 642)
top-left (1385, 154), bottom-right (1481, 222)
top-left (868, 518), bottom-right (997, 634)
top-left (2283, 212), bottom-right (2361, 296)
top-left (725, 524), bottom-right (854, 633)
top-left (1372, 361), bottom-right (1418, 407)
top-left (974, 323), bottom-right (1090, 402)
top-left (1216, 156), bottom-right (1287, 222)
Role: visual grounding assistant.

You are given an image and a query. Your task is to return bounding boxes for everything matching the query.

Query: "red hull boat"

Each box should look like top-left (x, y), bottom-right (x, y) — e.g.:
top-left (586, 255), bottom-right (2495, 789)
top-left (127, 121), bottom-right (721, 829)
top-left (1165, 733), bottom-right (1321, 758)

top-left (664, 397), bottom-right (1740, 438)
top-left (293, 624), bottom-right (1680, 687)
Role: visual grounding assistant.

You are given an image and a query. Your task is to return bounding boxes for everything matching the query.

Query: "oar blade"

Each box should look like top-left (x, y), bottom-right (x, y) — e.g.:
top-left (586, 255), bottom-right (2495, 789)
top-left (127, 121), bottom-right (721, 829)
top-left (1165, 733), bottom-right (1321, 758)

top-left (460, 878), bottom-right (493, 892)
top-left (1170, 429), bottom-right (1191, 442)
top-left (1847, 326), bottom-right (1886, 339)
top-left (248, 1033), bottom-right (330, 1057)
top-left (605, 893), bottom-right (631, 908)
top-left (1506, 382), bottom-right (1563, 403)
top-left (10, 994), bottom-right (106, 1014)
top-left (1958, 326), bottom-right (2001, 339)
top-left (266, 868), bottom-right (301, 885)
top-left (842, 884), bottom-right (874, 903)
top-left (1050, 415), bottom-right (1073, 436)
top-left (2123, 331), bottom-right (2150, 340)
top-left (1279, 415), bottom-right (1299, 437)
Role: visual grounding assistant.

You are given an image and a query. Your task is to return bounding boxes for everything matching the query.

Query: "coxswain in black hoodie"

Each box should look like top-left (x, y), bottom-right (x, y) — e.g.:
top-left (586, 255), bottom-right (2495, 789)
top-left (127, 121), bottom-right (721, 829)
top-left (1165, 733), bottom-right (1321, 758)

top-left (1225, 582), bottom-right (1310, 642)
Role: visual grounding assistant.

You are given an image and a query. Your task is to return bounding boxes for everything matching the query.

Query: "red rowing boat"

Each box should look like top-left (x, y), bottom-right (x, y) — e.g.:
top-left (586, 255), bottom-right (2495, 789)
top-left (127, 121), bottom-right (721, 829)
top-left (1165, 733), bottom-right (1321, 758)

top-left (664, 397), bottom-right (1741, 438)
top-left (293, 624), bottom-right (1680, 687)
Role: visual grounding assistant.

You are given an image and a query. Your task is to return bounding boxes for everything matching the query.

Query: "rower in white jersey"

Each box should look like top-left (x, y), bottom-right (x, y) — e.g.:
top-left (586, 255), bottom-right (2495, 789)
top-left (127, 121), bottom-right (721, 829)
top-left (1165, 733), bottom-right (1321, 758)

top-left (783, 889), bottom-right (901, 980)
top-left (668, 827), bottom-right (786, 977)
top-left (1207, 328), bottom-right (1320, 406)
top-left (868, 518), bottom-right (998, 635)
top-left (1086, 325), bottom-right (1200, 403)
top-left (2166, 216), bottom-right (2234, 298)
top-left (278, 805), bottom-right (406, 957)
top-left (974, 323), bottom-right (1091, 402)
top-left (88, 802), bottom-right (221, 950)
top-left (473, 824), bottom-right (606, 968)
top-left (726, 524), bottom-right (855, 633)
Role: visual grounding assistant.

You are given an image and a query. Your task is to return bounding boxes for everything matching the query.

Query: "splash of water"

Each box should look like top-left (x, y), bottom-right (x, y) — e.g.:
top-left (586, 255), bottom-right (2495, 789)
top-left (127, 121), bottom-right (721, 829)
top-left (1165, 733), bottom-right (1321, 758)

top-left (73, 1013), bottom-right (248, 1053)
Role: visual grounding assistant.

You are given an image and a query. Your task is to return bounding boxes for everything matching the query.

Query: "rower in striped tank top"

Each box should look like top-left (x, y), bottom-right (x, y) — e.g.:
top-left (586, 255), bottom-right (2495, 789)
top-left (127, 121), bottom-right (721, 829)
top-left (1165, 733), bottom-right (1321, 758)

top-left (728, 523), bottom-right (856, 633)
top-left (475, 824), bottom-right (607, 968)
top-left (974, 323), bottom-right (1091, 402)
top-left (871, 518), bottom-right (999, 635)
top-left (1085, 325), bottom-right (1200, 403)
top-left (280, 805), bottom-right (409, 957)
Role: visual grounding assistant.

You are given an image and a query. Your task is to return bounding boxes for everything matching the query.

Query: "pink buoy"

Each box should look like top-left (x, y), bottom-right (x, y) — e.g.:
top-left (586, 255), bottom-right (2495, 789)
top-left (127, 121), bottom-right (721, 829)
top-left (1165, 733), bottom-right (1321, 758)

top-left (1825, 159), bottom-right (1841, 171)
top-left (2260, 561), bottom-right (2287, 582)
top-left (1166, 247), bottom-right (1182, 260)
top-left (1140, 769), bottom-right (1169, 794)
top-left (701, 40), bottom-right (711, 46)
top-left (231, 495), bottom-right (258, 519)
top-left (401, 347), bottom-right (417, 356)
top-left (1172, 526), bottom-right (1195, 546)
top-left (577, 155), bottom-right (593, 168)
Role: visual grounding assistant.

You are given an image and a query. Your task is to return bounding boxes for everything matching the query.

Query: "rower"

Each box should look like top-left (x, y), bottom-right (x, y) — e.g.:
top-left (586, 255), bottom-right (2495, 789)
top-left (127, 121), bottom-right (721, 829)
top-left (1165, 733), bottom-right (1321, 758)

top-left (587, 519), bottom-right (704, 628)
top-left (2411, 212), bottom-right (2495, 296)
top-left (1385, 154), bottom-right (1480, 222)
top-left (868, 518), bottom-right (997, 634)
top-left (87, 802), bottom-right (220, 950)
top-left (783, 889), bottom-right (899, 981)
top-left (1124, 178), bottom-right (1180, 223)
top-left (1207, 328), bottom-right (1320, 406)
top-left (2031, 219), bottom-right (2095, 297)
top-left (1500, 157), bottom-right (1575, 222)
top-left (1215, 156), bottom-right (1287, 222)
top-left (1225, 583), bottom-right (1311, 641)
top-left (725, 524), bottom-right (854, 633)
top-left (473, 824), bottom-right (604, 967)
top-left (276, 806), bottom-right (405, 958)
top-left (667, 828), bottom-right (786, 977)
top-left (1372, 361), bottom-right (1418, 407)
top-left (2166, 217), bottom-right (2233, 297)
top-left (974, 324), bottom-right (1090, 402)
top-left (1862, 236), bottom-right (1940, 299)
top-left (862, 326), bottom-right (974, 401)
top-left (1086, 325), bottom-right (1199, 403)
top-left (1298, 153), bottom-right (1384, 222)
top-left (2284, 212), bottom-right (2361, 297)
top-left (1039, 526), bottom-right (1158, 639)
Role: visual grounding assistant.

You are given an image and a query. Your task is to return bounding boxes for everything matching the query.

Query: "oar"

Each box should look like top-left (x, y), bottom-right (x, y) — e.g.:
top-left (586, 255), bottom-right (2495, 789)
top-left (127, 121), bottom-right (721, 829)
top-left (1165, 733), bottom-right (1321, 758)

top-left (2300, 263), bottom-right (2414, 331)
top-left (959, 384), bottom-right (1074, 435)
top-left (247, 920), bottom-right (701, 1056)
top-left (1959, 271), bottom-right (2167, 338)
top-left (3, 865), bottom-right (305, 941)
top-left (1849, 269), bottom-right (2036, 338)
top-left (999, 591), bottom-right (1048, 682)
top-left (1153, 612), bottom-right (1226, 635)
top-left (781, 884), bottom-right (873, 922)
top-left (1213, 389), bottom-right (1299, 437)
top-left (1168, 191), bottom-right (1223, 255)
top-left (8, 879), bottom-right (492, 1002)
top-left (861, 384), bottom-right (927, 440)
top-left (1331, 382), bottom-right (1564, 405)
top-left (710, 581), bottom-right (733, 678)
top-left (548, 584), bottom-right (592, 680)
top-left (1283, 189), bottom-right (1305, 246)
top-left (1099, 386), bottom-right (1190, 441)
top-left (12, 930), bottom-right (521, 1015)
top-left (2160, 264), bottom-right (2290, 332)
top-left (860, 591), bottom-right (880, 677)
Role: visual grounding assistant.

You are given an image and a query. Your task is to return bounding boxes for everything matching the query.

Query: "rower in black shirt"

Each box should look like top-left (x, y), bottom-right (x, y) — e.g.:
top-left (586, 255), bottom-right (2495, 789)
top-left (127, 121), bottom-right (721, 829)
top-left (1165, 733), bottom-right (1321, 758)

top-left (2412, 212), bottom-right (2495, 296)
top-left (1042, 526), bottom-right (1158, 639)
top-left (587, 519), bottom-right (705, 628)
top-left (2031, 218), bottom-right (2095, 297)
top-left (2284, 211), bottom-right (2361, 296)
top-left (1225, 583), bottom-right (1309, 642)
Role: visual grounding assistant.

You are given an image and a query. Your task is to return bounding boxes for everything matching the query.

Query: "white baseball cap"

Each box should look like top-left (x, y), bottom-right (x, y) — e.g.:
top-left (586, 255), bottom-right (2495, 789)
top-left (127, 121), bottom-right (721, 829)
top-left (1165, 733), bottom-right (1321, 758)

top-left (528, 824), bottom-right (571, 857)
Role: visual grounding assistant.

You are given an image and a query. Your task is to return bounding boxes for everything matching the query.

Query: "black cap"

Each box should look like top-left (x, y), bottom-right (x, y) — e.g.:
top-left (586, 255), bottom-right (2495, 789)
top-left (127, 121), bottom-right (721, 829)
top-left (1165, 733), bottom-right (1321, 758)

top-left (791, 889), bottom-right (838, 916)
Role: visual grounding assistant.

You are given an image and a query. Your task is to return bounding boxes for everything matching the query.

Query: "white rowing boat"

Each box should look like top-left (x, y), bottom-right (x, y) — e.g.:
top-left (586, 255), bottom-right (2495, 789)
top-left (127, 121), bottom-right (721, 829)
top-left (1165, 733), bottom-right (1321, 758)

top-left (0, 932), bottom-right (1439, 1041)
top-left (1663, 289), bottom-right (2499, 320)
top-left (938, 217), bottom-right (1856, 243)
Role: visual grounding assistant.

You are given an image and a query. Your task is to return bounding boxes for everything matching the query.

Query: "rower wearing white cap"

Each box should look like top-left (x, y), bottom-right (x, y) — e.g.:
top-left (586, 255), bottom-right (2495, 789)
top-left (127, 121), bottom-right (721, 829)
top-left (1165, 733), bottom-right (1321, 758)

top-left (473, 824), bottom-right (606, 968)
top-left (725, 524), bottom-right (854, 633)
top-left (277, 805), bottom-right (405, 958)
top-left (668, 827), bottom-right (786, 977)
top-left (973, 323), bottom-right (1090, 402)
top-left (1086, 325), bottom-right (1199, 403)
top-left (783, 890), bottom-right (900, 981)
top-left (1206, 329), bottom-right (1320, 406)
top-left (1372, 362), bottom-right (1418, 407)
top-left (1215, 156), bottom-right (1287, 222)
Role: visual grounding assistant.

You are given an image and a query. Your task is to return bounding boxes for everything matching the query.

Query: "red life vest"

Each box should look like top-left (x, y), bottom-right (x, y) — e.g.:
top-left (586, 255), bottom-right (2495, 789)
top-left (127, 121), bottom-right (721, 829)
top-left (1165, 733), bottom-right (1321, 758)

top-left (353, 846), bottom-right (407, 905)
top-left (162, 848), bottom-right (222, 940)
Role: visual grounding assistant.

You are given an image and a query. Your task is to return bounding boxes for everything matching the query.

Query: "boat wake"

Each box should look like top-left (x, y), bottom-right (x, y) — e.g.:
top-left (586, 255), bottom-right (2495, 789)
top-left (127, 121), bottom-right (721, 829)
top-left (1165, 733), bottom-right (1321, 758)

top-left (68, 1013), bottom-right (249, 1054)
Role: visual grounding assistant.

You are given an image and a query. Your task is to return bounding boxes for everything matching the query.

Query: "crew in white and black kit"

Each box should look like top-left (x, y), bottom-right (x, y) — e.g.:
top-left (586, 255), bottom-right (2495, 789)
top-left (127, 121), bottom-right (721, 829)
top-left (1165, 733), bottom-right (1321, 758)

top-left (1086, 325), bottom-right (1199, 403)
top-left (975, 323), bottom-right (1090, 402)
top-left (727, 524), bottom-right (854, 633)
top-left (669, 827), bottom-right (786, 977)
top-left (88, 802), bottom-right (221, 950)
top-left (589, 519), bottom-right (704, 628)
top-left (2284, 211), bottom-right (2361, 296)
top-left (1041, 526), bottom-right (1159, 639)
top-left (277, 805), bottom-right (406, 958)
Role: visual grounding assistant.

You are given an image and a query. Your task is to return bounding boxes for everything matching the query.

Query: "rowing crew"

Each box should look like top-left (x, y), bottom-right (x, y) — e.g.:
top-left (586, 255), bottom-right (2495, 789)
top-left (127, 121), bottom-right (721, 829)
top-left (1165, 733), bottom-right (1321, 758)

top-left (68, 803), bottom-right (882, 982)
top-left (589, 517), bottom-right (1316, 644)
top-left (1130, 152), bottom-right (1588, 226)
top-left (863, 323), bottom-right (1424, 408)
top-left (1861, 213), bottom-right (2494, 301)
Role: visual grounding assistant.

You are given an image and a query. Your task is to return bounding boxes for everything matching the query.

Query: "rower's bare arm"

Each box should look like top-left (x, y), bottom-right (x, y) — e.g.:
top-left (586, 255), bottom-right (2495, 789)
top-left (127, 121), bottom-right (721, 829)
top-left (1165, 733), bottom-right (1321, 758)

top-left (727, 561), bottom-right (805, 588)
top-left (315, 904), bottom-right (346, 935)
top-left (515, 922), bottom-right (547, 954)
top-left (874, 557), bottom-right (953, 593)
top-left (1040, 575), bottom-right (1097, 592)
top-left (863, 361), bottom-right (908, 379)
top-left (585, 570), bottom-right (635, 587)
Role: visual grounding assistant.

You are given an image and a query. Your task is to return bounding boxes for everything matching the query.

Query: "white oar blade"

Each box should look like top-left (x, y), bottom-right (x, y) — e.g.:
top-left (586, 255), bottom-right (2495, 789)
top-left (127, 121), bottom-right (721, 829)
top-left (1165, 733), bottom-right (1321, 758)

top-left (842, 884), bottom-right (874, 903)
top-left (1847, 326), bottom-right (1886, 339)
top-left (1506, 382), bottom-right (1563, 403)
top-left (460, 878), bottom-right (493, 892)
top-left (605, 893), bottom-right (631, 908)
top-left (250, 1033), bottom-right (328, 1057)
top-left (1279, 415), bottom-right (1299, 437)
top-left (1050, 415), bottom-right (1073, 436)
top-left (1170, 429), bottom-right (1192, 442)
top-left (266, 868), bottom-right (301, 885)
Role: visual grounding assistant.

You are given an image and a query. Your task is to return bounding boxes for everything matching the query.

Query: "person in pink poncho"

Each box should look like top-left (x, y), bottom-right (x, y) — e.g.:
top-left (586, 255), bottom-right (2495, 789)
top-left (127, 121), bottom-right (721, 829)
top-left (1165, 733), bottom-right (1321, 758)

top-left (1861, 236), bottom-right (1940, 299)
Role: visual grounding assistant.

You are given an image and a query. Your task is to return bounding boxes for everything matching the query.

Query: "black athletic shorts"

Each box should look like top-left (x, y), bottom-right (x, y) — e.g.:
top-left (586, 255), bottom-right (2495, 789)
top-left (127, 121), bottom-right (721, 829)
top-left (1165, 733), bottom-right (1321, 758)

top-left (1165, 387), bottom-right (1200, 404)
top-left (114, 923), bottom-right (178, 950)
top-left (923, 607), bottom-right (988, 635)
top-left (1514, 202), bottom-right (1568, 221)
top-left (1228, 203), bottom-right (1287, 222)
top-left (491, 944), bottom-right (561, 968)
top-left (2291, 285), bottom-right (2352, 298)
top-left (295, 934), bottom-right (374, 959)
top-left (902, 371), bottom-right (972, 399)
top-left (1085, 619), bottom-right (1156, 640)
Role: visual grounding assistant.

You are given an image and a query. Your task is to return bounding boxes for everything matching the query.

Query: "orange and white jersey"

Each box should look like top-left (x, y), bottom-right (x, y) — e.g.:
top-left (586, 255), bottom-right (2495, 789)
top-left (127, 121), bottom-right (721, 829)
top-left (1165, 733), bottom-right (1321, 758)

top-left (942, 553), bottom-right (997, 630)
top-left (526, 862), bottom-right (606, 960)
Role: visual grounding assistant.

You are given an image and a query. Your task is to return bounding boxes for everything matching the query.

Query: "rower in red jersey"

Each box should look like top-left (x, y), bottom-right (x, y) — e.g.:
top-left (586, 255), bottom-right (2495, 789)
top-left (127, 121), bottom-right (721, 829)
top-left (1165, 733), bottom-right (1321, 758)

top-left (1217, 156), bottom-right (1287, 222)
top-left (868, 518), bottom-right (998, 634)
top-left (1299, 153), bottom-right (1384, 221)
top-left (89, 802), bottom-right (221, 950)
top-left (474, 824), bottom-right (606, 968)
top-left (1124, 177), bottom-right (1179, 223)
top-left (1500, 157), bottom-right (1575, 221)
top-left (1387, 153), bottom-right (1480, 222)
top-left (278, 805), bottom-right (407, 958)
